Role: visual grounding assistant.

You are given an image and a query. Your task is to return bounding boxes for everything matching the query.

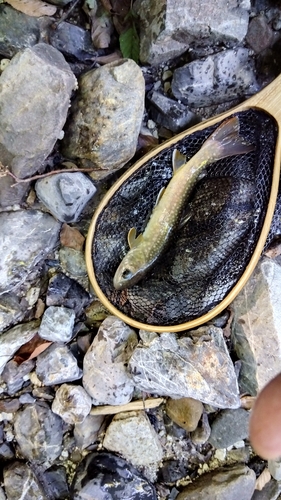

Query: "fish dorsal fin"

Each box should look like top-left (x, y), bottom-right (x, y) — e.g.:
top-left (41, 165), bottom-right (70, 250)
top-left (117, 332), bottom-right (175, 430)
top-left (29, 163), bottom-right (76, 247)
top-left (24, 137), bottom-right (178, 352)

top-left (155, 186), bottom-right (165, 206)
top-left (172, 149), bottom-right (186, 172)
top-left (127, 227), bottom-right (143, 249)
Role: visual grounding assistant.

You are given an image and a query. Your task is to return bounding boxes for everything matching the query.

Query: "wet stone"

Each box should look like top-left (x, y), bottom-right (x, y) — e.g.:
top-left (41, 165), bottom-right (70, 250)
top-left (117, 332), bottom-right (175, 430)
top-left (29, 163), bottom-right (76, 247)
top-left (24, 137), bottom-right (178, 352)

top-left (42, 465), bottom-right (70, 500)
top-left (62, 59), bottom-right (145, 180)
top-left (35, 172), bottom-right (97, 223)
top-left (38, 306), bottom-right (75, 343)
top-left (0, 5), bottom-right (40, 58)
top-left (129, 328), bottom-right (240, 409)
top-left (165, 397), bottom-right (203, 432)
top-left (4, 461), bottom-right (47, 500)
top-left (52, 384), bottom-right (92, 425)
top-left (49, 21), bottom-right (97, 61)
top-left (0, 211), bottom-right (60, 295)
top-left (71, 451), bottom-right (157, 500)
top-left (0, 43), bottom-right (77, 207)
top-left (46, 273), bottom-right (91, 316)
top-left (1, 359), bottom-right (35, 395)
top-left (83, 316), bottom-right (138, 405)
top-left (14, 402), bottom-right (63, 467)
top-left (208, 408), bottom-right (250, 449)
top-left (103, 411), bottom-right (164, 467)
top-left (59, 247), bottom-right (88, 288)
top-left (0, 320), bottom-right (40, 375)
top-left (176, 464), bottom-right (256, 500)
top-left (147, 91), bottom-right (200, 133)
top-left (74, 414), bottom-right (104, 450)
top-left (36, 344), bottom-right (82, 385)
top-left (172, 48), bottom-right (258, 107)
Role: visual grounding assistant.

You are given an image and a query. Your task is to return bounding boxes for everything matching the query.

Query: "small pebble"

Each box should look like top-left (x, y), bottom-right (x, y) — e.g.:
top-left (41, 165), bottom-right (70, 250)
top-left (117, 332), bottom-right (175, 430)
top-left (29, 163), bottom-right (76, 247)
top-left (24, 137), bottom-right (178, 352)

top-left (52, 384), bottom-right (92, 425)
top-left (38, 306), bottom-right (75, 343)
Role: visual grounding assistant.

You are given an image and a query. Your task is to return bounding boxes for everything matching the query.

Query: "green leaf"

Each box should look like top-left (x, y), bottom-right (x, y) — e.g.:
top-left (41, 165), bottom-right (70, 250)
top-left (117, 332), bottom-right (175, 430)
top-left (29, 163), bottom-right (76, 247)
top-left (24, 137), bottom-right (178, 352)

top-left (119, 24), bottom-right (140, 63)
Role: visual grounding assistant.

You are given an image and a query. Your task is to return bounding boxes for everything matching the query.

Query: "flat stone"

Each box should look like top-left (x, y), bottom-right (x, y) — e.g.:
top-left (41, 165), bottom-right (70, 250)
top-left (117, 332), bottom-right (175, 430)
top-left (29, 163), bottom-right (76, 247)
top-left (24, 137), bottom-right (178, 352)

top-left (52, 384), bottom-right (92, 425)
top-left (208, 409), bottom-right (250, 449)
top-left (147, 91), bottom-right (200, 133)
top-left (134, 0), bottom-right (250, 65)
top-left (71, 452), bottom-right (157, 500)
top-left (38, 306), bottom-right (75, 343)
top-left (35, 172), bottom-right (97, 223)
top-left (36, 344), bottom-right (82, 385)
top-left (83, 316), bottom-right (138, 405)
top-left (0, 43), bottom-right (76, 207)
top-left (176, 464), bottom-right (256, 500)
top-left (172, 48), bottom-right (258, 107)
top-left (62, 59), bottom-right (145, 180)
top-left (14, 402), bottom-right (63, 467)
top-left (4, 461), bottom-right (48, 500)
top-left (165, 397), bottom-right (203, 432)
top-left (231, 257), bottom-right (281, 395)
top-left (129, 328), bottom-right (240, 409)
top-left (103, 411), bottom-right (163, 467)
top-left (0, 5), bottom-right (40, 58)
top-left (0, 320), bottom-right (40, 375)
top-left (0, 210), bottom-right (60, 295)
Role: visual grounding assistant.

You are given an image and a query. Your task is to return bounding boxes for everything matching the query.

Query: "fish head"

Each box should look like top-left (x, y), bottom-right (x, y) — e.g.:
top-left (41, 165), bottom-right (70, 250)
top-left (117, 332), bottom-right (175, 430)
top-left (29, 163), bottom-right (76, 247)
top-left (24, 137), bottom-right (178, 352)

top-left (113, 247), bottom-right (147, 290)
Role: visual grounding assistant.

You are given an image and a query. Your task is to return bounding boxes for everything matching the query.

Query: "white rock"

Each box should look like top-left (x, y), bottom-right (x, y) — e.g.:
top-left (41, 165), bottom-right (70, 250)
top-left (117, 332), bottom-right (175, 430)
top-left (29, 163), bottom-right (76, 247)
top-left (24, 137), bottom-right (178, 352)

top-left (38, 306), bottom-right (75, 342)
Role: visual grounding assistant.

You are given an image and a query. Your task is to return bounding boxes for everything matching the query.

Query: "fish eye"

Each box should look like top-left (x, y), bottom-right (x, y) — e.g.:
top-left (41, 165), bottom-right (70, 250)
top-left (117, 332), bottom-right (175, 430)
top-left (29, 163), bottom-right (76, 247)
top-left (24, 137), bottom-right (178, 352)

top-left (122, 269), bottom-right (133, 279)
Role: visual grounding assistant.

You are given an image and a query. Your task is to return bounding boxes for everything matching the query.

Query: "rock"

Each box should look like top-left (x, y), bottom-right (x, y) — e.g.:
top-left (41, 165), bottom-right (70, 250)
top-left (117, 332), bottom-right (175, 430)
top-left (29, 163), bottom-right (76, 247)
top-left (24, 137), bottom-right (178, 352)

top-left (0, 320), bottom-right (40, 375)
top-left (83, 316), bottom-right (138, 405)
top-left (0, 442), bottom-right (14, 460)
top-left (172, 48), bottom-right (258, 107)
top-left (165, 398), bottom-right (203, 432)
top-left (0, 398), bottom-right (20, 413)
top-left (36, 344), bottom-right (83, 385)
top-left (0, 43), bottom-right (77, 207)
top-left (246, 15), bottom-right (275, 54)
top-left (62, 59), bottom-right (145, 180)
top-left (158, 460), bottom-right (190, 484)
top-left (208, 409), bottom-right (250, 449)
top-left (49, 21), bottom-right (97, 61)
top-left (74, 414), bottom-right (104, 450)
top-left (42, 465), bottom-right (70, 500)
top-left (59, 247), bottom-right (88, 288)
top-left (103, 410), bottom-right (163, 467)
top-left (35, 172), bottom-right (97, 223)
top-left (38, 306), bottom-right (75, 343)
top-left (176, 464), bottom-right (256, 500)
top-left (252, 478), bottom-right (281, 500)
top-left (231, 257), bottom-right (281, 395)
top-left (147, 91), bottom-right (200, 133)
top-left (129, 328), bottom-right (240, 409)
top-left (71, 452), bottom-right (157, 499)
top-left (52, 384), bottom-right (92, 425)
top-left (0, 210), bottom-right (60, 295)
top-left (3, 461), bottom-right (48, 500)
top-left (0, 5), bottom-right (40, 58)
top-left (14, 402), bottom-right (63, 467)
top-left (60, 224), bottom-right (85, 251)
top-left (268, 459), bottom-right (281, 481)
top-left (190, 412), bottom-right (211, 445)
top-left (134, 0), bottom-right (250, 65)
top-left (46, 273), bottom-right (91, 316)
top-left (0, 292), bottom-right (28, 337)
top-left (2, 359), bottom-right (35, 395)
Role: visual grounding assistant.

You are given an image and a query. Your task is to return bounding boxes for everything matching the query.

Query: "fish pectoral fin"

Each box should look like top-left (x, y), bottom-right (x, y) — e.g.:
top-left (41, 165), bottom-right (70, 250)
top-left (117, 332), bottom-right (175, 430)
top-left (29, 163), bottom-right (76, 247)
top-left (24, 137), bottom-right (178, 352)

top-left (127, 227), bottom-right (143, 248)
top-left (155, 186), bottom-right (165, 206)
top-left (172, 149), bottom-right (186, 172)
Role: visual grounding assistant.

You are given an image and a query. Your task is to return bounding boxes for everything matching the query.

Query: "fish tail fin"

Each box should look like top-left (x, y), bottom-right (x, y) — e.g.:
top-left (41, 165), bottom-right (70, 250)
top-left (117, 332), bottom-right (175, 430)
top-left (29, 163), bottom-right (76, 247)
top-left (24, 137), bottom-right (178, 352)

top-left (203, 116), bottom-right (254, 161)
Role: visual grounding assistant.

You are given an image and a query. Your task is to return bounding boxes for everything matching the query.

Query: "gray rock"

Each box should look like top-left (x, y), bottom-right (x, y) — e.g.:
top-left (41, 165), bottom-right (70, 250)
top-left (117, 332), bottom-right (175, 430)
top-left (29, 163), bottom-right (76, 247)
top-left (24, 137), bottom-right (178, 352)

top-left (0, 487), bottom-right (5, 500)
top-left (0, 43), bottom-right (77, 207)
top-left (208, 408), bottom-right (250, 449)
top-left (129, 328), bottom-right (240, 409)
top-left (231, 257), bottom-right (281, 395)
top-left (49, 21), bottom-right (97, 61)
top-left (46, 273), bottom-right (91, 316)
top-left (42, 465), bottom-right (70, 500)
top-left (4, 461), bottom-right (47, 500)
top-left (52, 384), bottom-right (92, 425)
top-left (38, 306), bottom-right (75, 343)
top-left (0, 5), bottom-right (40, 58)
top-left (268, 459), bottom-right (281, 481)
top-left (14, 402), bottom-right (63, 467)
top-left (0, 320), bottom-right (40, 375)
top-left (103, 411), bottom-right (163, 467)
top-left (0, 210), bottom-right (60, 295)
top-left (172, 48), bottom-right (258, 107)
top-left (252, 478), bottom-right (281, 500)
top-left (190, 412), bottom-right (211, 445)
top-left (0, 291), bottom-right (28, 333)
top-left (176, 464), bottom-right (255, 500)
top-left (246, 15), bottom-right (275, 54)
top-left (2, 359), bottom-right (35, 395)
top-left (0, 442), bottom-right (14, 460)
top-left (134, 0), bottom-right (250, 65)
top-left (59, 247), bottom-right (88, 289)
top-left (147, 91), bottom-right (200, 133)
top-left (35, 172), bottom-right (97, 223)
top-left (36, 344), bottom-right (82, 385)
top-left (74, 414), bottom-right (104, 450)
top-left (62, 59), bottom-right (145, 180)
top-left (83, 316), bottom-right (138, 405)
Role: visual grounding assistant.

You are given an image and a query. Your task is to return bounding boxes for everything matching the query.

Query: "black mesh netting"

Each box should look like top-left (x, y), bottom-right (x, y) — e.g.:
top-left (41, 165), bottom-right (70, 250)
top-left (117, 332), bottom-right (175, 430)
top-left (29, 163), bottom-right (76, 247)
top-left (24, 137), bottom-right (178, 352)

top-left (92, 110), bottom-right (277, 326)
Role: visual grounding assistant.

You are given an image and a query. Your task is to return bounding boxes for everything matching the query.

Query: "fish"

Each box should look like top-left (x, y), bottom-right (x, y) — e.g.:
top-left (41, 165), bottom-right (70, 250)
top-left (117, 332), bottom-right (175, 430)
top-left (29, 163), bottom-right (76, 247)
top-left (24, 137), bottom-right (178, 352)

top-left (113, 116), bottom-right (254, 291)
